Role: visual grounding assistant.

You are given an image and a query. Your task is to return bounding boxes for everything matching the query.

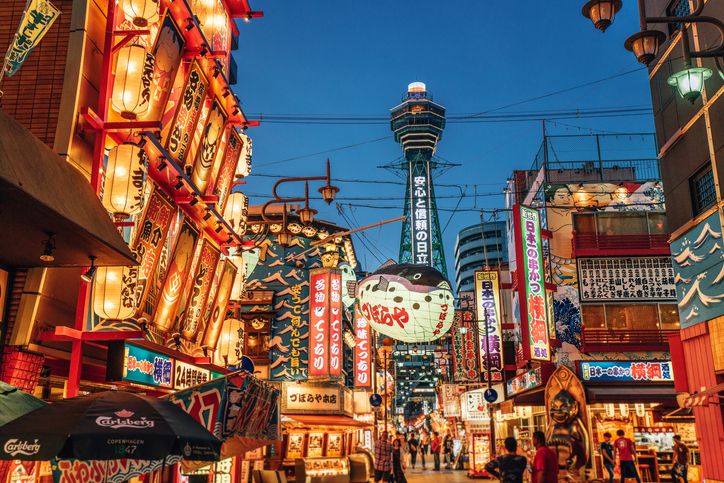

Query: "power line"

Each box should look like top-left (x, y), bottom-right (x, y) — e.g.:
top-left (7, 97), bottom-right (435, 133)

top-left (255, 136), bottom-right (389, 167)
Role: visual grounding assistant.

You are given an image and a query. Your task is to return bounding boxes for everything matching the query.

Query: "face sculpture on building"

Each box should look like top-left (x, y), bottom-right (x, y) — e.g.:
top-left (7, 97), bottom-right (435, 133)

top-left (357, 263), bottom-right (454, 342)
top-left (546, 389), bottom-right (590, 472)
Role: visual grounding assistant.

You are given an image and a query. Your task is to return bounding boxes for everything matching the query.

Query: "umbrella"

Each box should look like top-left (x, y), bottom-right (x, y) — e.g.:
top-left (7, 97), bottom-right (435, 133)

top-left (0, 382), bottom-right (46, 426)
top-left (0, 390), bottom-right (221, 461)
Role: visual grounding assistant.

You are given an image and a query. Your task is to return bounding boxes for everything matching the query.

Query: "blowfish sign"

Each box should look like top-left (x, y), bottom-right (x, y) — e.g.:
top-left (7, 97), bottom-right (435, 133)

top-left (513, 205), bottom-right (550, 361)
top-left (309, 268), bottom-right (343, 379)
top-left (354, 307), bottom-right (372, 388)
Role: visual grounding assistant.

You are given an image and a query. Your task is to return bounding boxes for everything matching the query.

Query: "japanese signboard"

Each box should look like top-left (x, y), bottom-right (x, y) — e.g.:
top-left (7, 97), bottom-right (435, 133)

top-left (4, 0), bottom-right (59, 77)
top-left (281, 382), bottom-right (350, 415)
top-left (329, 270), bottom-right (343, 378)
top-left (152, 218), bottom-right (199, 331)
top-left (166, 61), bottom-right (208, 164)
top-left (212, 128), bottom-right (242, 209)
top-left (286, 282), bottom-right (307, 380)
top-left (474, 271), bottom-right (504, 382)
top-left (452, 310), bottom-right (479, 383)
top-left (461, 390), bottom-right (488, 421)
top-left (122, 344), bottom-right (174, 389)
top-left (192, 99), bottom-right (227, 193)
top-left (579, 361), bottom-right (673, 382)
top-left (202, 259), bottom-right (238, 349)
top-left (354, 306), bottom-right (372, 388)
top-left (513, 205), bottom-right (550, 361)
top-left (309, 269), bottom-right (330, 378)
top-left (409, 163), bottom-right (433, 265)
top-left (578, 257), bottom-right (676, 302)
top-left (132, 188), bottom-right (175, 313)
top-left (181, 239), bottom-right (220, 340)
top-left (174, 360), bottom-right (210, 390)
top-left (442, 384), bottom-right (465, 418)
top-left (505, 366), bottom-right (543, 397)
top-left (143, 14), bottom-right (184, 122)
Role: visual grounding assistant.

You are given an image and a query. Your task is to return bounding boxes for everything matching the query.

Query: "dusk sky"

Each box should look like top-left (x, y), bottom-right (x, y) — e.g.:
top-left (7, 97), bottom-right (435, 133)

top-left (232, 1), bottom-right (657, 280)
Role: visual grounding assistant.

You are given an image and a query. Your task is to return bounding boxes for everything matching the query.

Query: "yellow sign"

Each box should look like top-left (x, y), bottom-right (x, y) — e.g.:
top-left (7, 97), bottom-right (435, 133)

top-left (4, 0), bottom-right (60, 77)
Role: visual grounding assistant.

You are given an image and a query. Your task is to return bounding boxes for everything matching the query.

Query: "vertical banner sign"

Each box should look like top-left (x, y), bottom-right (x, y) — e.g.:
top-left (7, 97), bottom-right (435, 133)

top-left (513, 205), bottom-right (551, 361)
top-left (409, 162), bottom-right (433, 266)
top-left (3, 0), bottom-right (60, 77)
top-left (354, 306), bottom-right (372, 388)
top-left (132, 188), bottom-right (174, 313)
top-left (192, 99), bottom-right (227, 193)
top-left (153, 218), bottom-right (199, 331)
top-left (214, 129), bottom-right (242, 210)
top-left (452, 310), bottom-right (479, 383)
top-left (143, 14), bottom-right (185, 122)
top-left (166, 61), bottom-right (208, 164)
top-left (181, 239), bottom-right (220, 340)
top-left (329, 270), bottom-right (343, 378)
top-left (474, 271), bottom-right (504, 382)
top-left (202, 259), bottom-right (238, 349)
top-left (309, 269), bottom-right (330, 378)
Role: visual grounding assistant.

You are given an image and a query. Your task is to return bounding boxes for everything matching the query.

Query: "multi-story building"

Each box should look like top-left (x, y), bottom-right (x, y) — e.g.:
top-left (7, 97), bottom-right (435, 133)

top-left (454, 220), bottom-right (508, 293)
top-left (498, 134), bottom-right (696, 480)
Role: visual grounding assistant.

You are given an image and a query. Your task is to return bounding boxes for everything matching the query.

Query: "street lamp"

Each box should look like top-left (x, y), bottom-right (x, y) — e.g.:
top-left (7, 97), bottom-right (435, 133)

top-left (379, 337), bottom-right (394, 433)
top-left (582, 0), bottom-right (622, 32)
top-left (668, 66), bottom-right (713, 103)
top-left (624, 30), bottom-right (666, 65)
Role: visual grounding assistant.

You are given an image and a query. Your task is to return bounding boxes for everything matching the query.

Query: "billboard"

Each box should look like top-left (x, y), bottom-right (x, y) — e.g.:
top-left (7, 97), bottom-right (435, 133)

top-left (474, 271), bottom-right (504, 382)
top-left (409, 163), bottom-right (433, 265)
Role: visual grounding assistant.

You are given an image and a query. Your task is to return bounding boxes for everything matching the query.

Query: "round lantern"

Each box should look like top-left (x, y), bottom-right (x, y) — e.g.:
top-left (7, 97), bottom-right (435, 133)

top-left (102, 142), bottom-right (147, 220)
top-left (122, 0), bottom-right (160, 27)
top-left (338, 262), bottom-right (357, 308)
top-left (214, 318), bottom-right (244, 368)
top-left (357, 263), bottom-right (454, 342)
top-left (235, 133), bottom-right (252, 178)
top-left (111, 44), bottom-right (155, 120)
top-left (223, 192), bottom-right (249, 235)
top-left (93, 266), bottom-right (137, 321)
top-left (228, 254), bottom-right (247, 300)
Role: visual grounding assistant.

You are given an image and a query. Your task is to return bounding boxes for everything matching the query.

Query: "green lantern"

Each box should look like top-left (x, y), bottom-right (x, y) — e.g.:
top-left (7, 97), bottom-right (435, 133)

top-left (667, 66), bottom-right (713, 103)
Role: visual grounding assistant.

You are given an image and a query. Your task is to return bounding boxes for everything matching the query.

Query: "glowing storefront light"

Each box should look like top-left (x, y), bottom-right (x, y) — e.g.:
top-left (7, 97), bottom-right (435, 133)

top-left (111, 44), bottom-right (155, 120)
top-left (92, 266), bottom-right (137, 320)
top-left (101, 142), bottom-right (146, 220)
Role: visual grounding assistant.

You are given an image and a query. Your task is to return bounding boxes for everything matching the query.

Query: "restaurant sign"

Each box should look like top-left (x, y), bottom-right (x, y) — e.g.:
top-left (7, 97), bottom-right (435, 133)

top-left (309, 268), bottom-right (342, 379)
top-left (281, 382), bottom-right (351, 416)
top-left (505, 366), bottom-right (543, 398)
top-left (354, 307), bottom-right (372, 388)
top-left (4, 0), bottom-right (60, 77)
top-left (580, 361), bottom-right (673, 383)
top-left (578, 257), bottom-right (676, 302)
top-left (513, 205), bottom-right (550, 361)
top-left (451, 310), bottom-right (479, 383)
top-left (174, 360), bottom-right (210, 390)
top-left (474, 271), bottom-right (504, 382)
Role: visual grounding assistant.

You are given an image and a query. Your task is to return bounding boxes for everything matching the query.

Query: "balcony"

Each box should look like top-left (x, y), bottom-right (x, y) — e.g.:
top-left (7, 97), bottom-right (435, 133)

top-left (582, 328), bottom-right (677, 352)
top-left (572, 233), bottom-right (670, 257)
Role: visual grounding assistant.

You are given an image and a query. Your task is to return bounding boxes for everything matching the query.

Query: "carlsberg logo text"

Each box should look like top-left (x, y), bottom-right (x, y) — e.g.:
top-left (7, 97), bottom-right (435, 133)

top-left (4, 439), bottom-right (41, 457)
top-left (95, 416), bottom-right (155, 429)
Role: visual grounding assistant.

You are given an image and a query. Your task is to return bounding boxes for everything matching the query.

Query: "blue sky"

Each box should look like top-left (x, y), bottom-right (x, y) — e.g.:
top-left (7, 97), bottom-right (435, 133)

top-left (231, 0), bottom-right (656, 281)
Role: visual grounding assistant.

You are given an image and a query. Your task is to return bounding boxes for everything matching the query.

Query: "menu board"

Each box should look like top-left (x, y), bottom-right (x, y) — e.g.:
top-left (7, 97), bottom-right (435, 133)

top-left (301, 458), bottom-right (349, 478)
top-left (471, 433), bottom-right (491, 472)
top-left (326, 433), bottom-right (343, 457)
top-left (286, 433), bottom-right (304, 459)
top-left (308, 433), bottom-right (324, 458)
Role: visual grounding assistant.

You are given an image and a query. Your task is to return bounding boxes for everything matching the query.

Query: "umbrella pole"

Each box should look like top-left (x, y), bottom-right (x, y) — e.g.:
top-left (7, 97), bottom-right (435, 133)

top-left (160, 456), bottom-right (166, 483)
top-left (104, 460), bottom-right (108, 483)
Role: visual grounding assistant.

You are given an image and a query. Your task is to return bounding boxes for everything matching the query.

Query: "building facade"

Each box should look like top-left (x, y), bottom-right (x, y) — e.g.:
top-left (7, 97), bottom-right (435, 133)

top-left (454, 220), bottom-right (508, 293)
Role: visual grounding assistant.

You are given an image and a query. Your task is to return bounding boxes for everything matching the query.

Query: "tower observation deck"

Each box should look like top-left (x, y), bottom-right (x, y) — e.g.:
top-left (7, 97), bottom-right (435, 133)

top-left (389, 82), bottom-right (448, 275)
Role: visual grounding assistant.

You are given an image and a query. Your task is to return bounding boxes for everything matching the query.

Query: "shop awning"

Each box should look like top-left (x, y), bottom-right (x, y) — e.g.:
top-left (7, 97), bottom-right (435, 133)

top-left (585, 383), bottom-right (676, 404)
top-left (283, 414), bottom-right (371, 428)
top-left (0, 110), bottom-right (136, 267)
top-left (512, 387), bottom-right (545, 406)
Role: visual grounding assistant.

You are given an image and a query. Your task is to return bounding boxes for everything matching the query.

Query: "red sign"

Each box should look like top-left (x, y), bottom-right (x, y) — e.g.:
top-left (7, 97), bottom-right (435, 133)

top-left (329, 271), bottom-right (342, 377)
top-left (309, 269), bottom-right (330, 378)
top-left (181, 239), bottom-right (220, 341)
top-left (166, 61), bottom-right (208, 164)
top-left (452, 310), bottom-right (479, 383)
top-left (209, 127), bottom-right (241, 206)
top-left (354, 306), bottom-right (371, 388)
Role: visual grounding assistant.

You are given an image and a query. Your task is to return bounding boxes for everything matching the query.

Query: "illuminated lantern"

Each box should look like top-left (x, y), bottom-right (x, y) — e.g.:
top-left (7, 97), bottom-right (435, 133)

top-left (122, 0), bottom-right (160, 27)
top-left (92, 266), bottom-right (137, 321)
top-left (339, 262), bottom-right (357, 308)
top-left (235, 132), bottom-right (252, 178)
top-left (228, 254), bottom-right (247, 300)
top-left (357, 263), bottom-right (454, 342)
top-left (223, 192), bottom-right (248, 235)
top-left (101, 142), bottom-right (147, 221)
top-left (214, 318), bottom-right (244, 367)
top-left (111, 44), bottom-right (155, 120)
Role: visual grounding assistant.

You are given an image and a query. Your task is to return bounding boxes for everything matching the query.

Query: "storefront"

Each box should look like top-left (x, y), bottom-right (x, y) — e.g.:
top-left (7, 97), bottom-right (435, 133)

top-left (459, 386), bottom-right (504, 477)
top-left (279, 382), bottom-right (372, 482)
top-left (579, 360), bottom-right (700, 482)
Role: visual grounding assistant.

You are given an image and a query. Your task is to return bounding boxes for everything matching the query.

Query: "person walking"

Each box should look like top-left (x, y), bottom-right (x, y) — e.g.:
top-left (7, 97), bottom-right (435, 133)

top-left (420, 430), bottom-right (430, 469)
top-left (531, 431), bottom-right (558, 483)
top-left (392, 437), bottom-right (408, 483)
top-left (443, 431), bottom-right (454, 469)
top-left (485, 437), bottom-right (528, 483)
top-left (672, 435), bottom-right (690, 482)
top-left (431, 431), bottom-right (442, 471)
top-left (600, 432), bottom-right (615, 483)
top-left (407, 432), bottom-right (419, 469)
top-left (614, 429), bottom-right (641, 483)
top-left (374, 431), bottom-right (394, 483)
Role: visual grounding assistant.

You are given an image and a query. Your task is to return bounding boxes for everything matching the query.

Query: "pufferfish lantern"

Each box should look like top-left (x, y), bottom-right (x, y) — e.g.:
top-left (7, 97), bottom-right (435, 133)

top-left (357, 263), bottom-right (454, 342)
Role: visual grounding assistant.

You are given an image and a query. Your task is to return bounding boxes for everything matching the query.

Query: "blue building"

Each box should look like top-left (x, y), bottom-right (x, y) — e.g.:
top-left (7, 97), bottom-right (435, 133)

top-left (454, 220), bottom-right (508, 292)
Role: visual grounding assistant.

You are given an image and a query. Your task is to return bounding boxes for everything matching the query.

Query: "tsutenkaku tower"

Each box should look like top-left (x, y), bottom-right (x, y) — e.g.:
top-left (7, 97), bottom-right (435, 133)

top-left (390, 82), bottom-right (447, 275)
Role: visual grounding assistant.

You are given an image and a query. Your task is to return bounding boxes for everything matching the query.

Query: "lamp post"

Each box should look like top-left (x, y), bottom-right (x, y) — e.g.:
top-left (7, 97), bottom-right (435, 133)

top-left (482, 307), bottom-right (496, 458)
top-left (379, 337), bottom-right (394, 433)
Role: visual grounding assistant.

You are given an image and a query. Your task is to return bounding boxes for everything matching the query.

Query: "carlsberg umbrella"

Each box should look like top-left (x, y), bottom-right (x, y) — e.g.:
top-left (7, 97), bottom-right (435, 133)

top-left (0, 391), bottom-right (221, 461)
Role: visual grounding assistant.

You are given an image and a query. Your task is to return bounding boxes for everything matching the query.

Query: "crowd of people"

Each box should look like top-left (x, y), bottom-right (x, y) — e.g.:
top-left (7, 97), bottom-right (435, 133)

top-left (373, 429), bottom-right (458, 483)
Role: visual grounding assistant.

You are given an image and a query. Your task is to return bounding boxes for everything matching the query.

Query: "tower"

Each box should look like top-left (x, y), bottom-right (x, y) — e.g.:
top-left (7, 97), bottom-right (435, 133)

top-left (390, 82), bottom-right (448, 275)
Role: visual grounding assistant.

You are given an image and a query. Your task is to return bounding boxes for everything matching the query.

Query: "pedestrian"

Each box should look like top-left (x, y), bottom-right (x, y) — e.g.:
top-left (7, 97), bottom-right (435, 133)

top-left (614, 429), bottom-right (641, 483)
top-left (396, 432), bottom-right (409, 469)
top-left (485, 437), bottom-right (528, 483)
top-left (420, 430), bottom-right (430, 469)
top-left (407, 432), bottom-right (419, 469)
top-left (600, 432), bottom-right (615, 483)
top-left (443, 431), bottom-right (454, 469)
top-left (374, 431), bottom-right (394, 483)
top-left (672, 435), bottom-right (690, 483)
top-left (531, 431), bottom-right (558, 483)
top-left (431, 431), bottom-right (442, 471)
top-left (392, 437), bottom-right (408, 483)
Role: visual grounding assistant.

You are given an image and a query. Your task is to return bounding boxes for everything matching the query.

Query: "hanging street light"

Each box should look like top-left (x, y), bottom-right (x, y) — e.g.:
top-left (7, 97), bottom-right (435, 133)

top-left (624, 29), bottom-right (666, 64)
top-left (121, 0), bottom-right (160, 27)
top-left (101, 142), bottom-right (147, 221)
top-left (581, 0), bottom-right (622, 32)
top-left (668, 66), bottom-right (713, 103)
top-left (111, 44), bottom-right (155, 120)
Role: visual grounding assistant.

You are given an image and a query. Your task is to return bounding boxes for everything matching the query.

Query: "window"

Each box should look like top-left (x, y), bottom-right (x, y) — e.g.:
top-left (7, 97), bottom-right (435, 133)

top-left (648, 213), bottom-right (668, 235)
top-left (597, 213), bottom-right (648, 236)
top-left (582, 305), bottom-right (606, 329)
top-left (574, 214), bottom-right (596, 234)
top-left (582, 303), bottom-right (680, 331)
top-left (690, 165), bottom-right (716, 216)
top-left (659, 304), bottom-right (681, 330)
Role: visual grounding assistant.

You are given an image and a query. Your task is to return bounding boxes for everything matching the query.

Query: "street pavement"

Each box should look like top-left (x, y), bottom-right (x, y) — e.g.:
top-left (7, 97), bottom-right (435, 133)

top-left (405, 467), bottom-right (494, 483)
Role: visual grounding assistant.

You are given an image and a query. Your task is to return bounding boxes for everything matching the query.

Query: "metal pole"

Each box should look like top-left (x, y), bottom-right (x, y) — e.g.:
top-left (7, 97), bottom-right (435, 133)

top-left (384, 350), bottom-right (389, 433)
top-left (484, 308), bottom-right (496, 458)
